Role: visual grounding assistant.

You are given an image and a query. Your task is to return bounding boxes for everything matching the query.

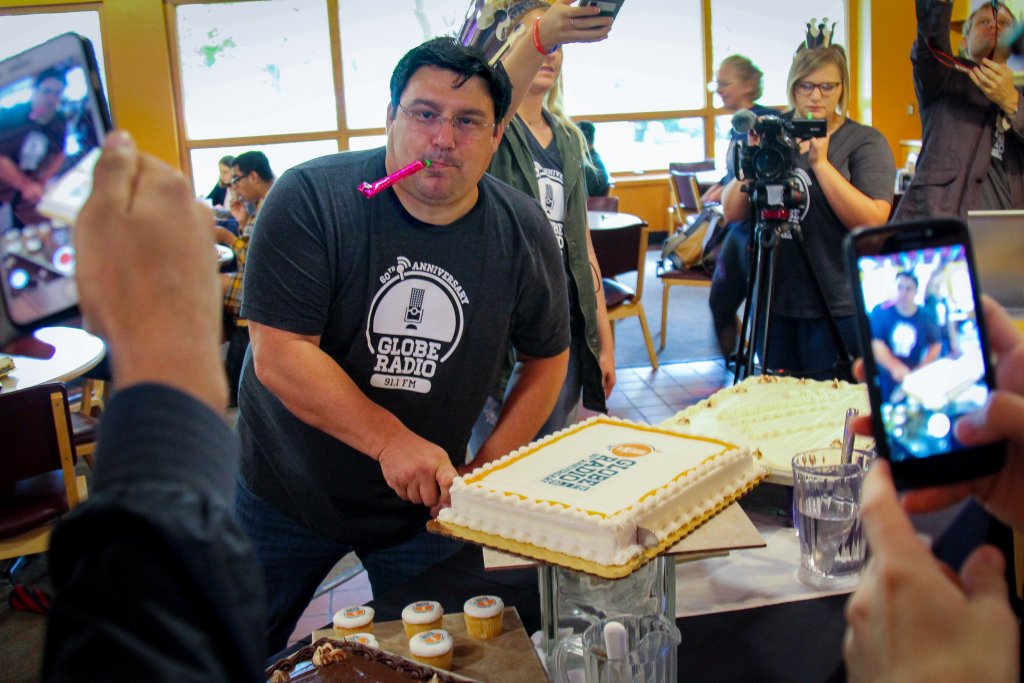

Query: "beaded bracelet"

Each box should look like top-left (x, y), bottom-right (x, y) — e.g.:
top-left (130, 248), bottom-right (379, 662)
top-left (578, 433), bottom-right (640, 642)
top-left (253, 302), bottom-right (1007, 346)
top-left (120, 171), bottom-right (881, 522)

top-left (532, 17), bottom-right (558, 55)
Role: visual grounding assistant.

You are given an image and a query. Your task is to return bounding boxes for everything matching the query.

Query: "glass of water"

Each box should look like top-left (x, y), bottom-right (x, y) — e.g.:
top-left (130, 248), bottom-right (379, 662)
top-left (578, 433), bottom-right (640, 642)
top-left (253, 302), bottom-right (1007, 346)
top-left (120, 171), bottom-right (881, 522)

top-left (791, 447), bottom-right (873, 590)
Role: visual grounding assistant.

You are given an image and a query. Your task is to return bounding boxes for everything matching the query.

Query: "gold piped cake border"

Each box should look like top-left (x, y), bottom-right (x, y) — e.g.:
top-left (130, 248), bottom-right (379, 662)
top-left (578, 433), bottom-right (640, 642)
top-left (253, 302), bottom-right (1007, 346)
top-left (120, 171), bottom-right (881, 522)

top-left (427, 472), bottom-right (766, 580)
top-left (460, 416), bottom-right (740, 519)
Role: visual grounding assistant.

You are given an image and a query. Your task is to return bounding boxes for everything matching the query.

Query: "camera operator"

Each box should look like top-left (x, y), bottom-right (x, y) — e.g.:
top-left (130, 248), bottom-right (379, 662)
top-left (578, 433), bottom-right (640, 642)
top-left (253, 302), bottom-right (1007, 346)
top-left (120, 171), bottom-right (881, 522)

top-left (721, 43), bottom-right (895, 379)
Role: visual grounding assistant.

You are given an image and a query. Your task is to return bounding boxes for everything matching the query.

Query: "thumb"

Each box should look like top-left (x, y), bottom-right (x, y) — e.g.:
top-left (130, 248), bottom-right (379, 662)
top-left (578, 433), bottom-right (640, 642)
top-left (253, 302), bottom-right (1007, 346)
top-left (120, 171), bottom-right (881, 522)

top-left (960, 544), bottom-right (1008, 601)
top-left (84, 130), bottom-right (138, 218)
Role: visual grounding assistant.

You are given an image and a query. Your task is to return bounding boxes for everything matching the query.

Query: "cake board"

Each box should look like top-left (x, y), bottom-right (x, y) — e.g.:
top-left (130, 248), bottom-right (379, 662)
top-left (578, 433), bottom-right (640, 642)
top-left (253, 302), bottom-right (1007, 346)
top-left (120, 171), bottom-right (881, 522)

top-left (427, 474), bottom-right (765, 580)
top-left (311, 607), bottom-right (544, 683)
top-left (477, 502), bottom-right (766, 570)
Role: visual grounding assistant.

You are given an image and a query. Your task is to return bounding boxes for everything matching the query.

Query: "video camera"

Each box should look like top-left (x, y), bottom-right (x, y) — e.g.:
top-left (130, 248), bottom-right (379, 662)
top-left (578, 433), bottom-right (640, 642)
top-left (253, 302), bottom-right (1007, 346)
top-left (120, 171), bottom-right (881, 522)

top-left (732, 111), bottom-right (826, 182)
top-left (730, 110), bottom-right (826, 225)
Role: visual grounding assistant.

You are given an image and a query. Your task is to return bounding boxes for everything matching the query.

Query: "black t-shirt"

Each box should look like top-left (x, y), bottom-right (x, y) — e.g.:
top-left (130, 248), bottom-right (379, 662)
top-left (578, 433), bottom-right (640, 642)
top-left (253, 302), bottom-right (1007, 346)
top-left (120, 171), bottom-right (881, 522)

top-left (0, 103), bottom-right (66, 202)
top-left (237, 148), bottom-right (569, 546)
top-left (771, 115), bottom-right (895, 318)
top-left (870, 303), bottom-right (940, 368)
top-left (521, 113), bottom-right (583, 329)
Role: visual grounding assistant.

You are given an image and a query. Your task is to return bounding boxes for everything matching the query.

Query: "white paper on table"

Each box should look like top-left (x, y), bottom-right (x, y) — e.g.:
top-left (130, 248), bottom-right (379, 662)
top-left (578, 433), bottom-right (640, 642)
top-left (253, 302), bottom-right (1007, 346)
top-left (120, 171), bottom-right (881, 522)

top-left (675, 512), bottom-right (854, 618)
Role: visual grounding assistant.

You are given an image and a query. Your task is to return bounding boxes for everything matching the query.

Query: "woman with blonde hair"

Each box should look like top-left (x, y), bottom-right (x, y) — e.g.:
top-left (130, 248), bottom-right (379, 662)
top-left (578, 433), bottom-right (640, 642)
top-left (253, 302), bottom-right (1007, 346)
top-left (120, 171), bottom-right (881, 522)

top-left (470, 0), bottom-right (617, 452)
top-left (721, 41), bottom-right (896, 379)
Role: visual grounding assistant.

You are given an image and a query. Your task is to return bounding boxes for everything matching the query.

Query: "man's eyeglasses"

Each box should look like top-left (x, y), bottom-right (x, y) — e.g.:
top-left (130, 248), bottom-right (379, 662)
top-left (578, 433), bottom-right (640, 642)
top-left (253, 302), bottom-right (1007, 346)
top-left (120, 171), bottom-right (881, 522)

top-left (229, 174), bottom-right (246, 186)
top-left (795, 81), bottom-right (841, 96)
top-left (398, 104), bottom-right (496, 139)
top-left (974, 16), bottom-right (1013, 31)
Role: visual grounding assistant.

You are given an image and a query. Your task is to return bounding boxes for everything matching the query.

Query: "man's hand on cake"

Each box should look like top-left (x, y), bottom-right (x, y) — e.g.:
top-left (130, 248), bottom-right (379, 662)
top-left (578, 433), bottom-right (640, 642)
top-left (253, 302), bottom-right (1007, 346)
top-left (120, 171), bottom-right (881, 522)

top-left (843, 459), bottom-right (1017, 683)
top-left (377, 432), bottom-right (457, 509)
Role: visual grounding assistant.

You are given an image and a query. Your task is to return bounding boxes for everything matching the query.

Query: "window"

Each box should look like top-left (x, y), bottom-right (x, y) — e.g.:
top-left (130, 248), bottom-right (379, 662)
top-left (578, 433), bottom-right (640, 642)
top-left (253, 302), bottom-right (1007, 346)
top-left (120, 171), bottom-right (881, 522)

top-left (562, 1), bottom-right (704, 116)
top-left (190, 140), bottom-right (340, 203)
top-left (338, 1), bottom-right (467, 130)
top-left (711, 0), bottom-right (847, 107)
top-left (171, 0), bottom-right (848, 183)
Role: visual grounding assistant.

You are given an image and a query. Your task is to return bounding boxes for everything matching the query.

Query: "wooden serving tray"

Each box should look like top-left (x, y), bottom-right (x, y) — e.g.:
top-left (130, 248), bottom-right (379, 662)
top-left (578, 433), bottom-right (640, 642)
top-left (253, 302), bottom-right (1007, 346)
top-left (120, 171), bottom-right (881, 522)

top-left (313, 607), bottom-right (545, 683)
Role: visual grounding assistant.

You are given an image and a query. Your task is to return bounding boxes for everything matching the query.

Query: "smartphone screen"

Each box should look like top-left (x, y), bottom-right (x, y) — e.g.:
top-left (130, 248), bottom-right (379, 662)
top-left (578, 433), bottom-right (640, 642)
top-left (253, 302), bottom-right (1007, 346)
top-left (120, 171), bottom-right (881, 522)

top-left (848, 220), bottom-right (1004, 485)
top-left (0, 33), bottom-right (109, 328)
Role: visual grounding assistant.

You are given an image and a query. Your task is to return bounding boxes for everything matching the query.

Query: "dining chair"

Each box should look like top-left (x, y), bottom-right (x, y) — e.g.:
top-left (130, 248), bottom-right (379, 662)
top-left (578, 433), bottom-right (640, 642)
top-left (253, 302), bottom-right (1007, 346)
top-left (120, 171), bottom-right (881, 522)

top-left (67, 378), bottom-right (103, 468)
top-left (586, 195), bottom-right (619, 212)
top-left (0, 383), bottom-right (87, 567)
top-left (669, 160), bottom-right (715, 174)
top-left (660, 170), bottom-right (713, 350)
top-left (590, 221), bottom-right (659, 369)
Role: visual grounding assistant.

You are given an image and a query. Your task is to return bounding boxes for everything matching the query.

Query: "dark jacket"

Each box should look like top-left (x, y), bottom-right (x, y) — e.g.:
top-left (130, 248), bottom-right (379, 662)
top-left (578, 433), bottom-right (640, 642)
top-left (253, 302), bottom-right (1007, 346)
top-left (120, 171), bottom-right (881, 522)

top-left (895, 0), bottom-right (1024, 220)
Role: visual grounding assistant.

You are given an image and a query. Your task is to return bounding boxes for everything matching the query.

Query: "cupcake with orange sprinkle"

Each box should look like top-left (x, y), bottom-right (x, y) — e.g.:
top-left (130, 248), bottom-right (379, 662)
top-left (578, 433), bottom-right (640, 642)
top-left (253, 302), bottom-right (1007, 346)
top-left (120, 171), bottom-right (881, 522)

top-left (402, 600), bottom-right (443, 638)
top-left (408, 629), bottom-right (454, 670)
top-left (462, 595), bottom-right (504, 639)
top-left (332, 605), bottom-right (374, 637)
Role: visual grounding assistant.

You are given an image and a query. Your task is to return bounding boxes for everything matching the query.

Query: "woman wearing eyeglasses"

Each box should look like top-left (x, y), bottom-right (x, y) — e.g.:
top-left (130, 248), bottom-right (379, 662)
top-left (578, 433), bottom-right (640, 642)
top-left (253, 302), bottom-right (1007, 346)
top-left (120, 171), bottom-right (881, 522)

top-left (721, 43), bottom-right (896, 379)
top-left (470, 0), bottom-right (616, 452)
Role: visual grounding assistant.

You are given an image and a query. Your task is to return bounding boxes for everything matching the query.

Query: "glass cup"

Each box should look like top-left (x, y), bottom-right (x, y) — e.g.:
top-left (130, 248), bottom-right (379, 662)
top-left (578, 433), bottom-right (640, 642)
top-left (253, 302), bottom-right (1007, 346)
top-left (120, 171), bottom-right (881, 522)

top-left (791, 447), bottom-right (873, 590)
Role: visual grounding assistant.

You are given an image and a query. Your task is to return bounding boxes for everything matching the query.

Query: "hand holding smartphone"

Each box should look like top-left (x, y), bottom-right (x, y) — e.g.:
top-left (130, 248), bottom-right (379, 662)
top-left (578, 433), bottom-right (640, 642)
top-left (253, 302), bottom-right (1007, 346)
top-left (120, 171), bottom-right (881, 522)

top-left (0, 33), bottom-right (110, 346)
top-left (579, 0), bottom-right (626, 20)
top-left (845, 219), bottom-right (1006, 488)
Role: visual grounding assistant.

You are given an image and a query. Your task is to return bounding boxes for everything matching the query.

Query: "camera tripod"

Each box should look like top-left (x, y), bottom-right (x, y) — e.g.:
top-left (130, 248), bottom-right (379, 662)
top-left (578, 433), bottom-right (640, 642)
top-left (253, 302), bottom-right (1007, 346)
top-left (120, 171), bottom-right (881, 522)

top-left (730, 203), bottom-right (854, 384)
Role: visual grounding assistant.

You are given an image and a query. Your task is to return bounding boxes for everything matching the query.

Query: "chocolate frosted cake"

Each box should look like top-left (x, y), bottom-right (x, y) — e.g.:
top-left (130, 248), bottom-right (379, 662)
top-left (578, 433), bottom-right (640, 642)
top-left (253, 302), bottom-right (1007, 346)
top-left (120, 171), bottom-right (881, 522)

top-left (265, 638), bottom-right (462, 682)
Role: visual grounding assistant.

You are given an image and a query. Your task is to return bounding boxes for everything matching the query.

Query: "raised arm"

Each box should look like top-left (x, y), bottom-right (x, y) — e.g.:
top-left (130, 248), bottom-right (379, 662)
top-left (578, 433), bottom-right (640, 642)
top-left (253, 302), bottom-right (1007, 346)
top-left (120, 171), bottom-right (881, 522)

top-left (499, 1), bottom-right (612, 128)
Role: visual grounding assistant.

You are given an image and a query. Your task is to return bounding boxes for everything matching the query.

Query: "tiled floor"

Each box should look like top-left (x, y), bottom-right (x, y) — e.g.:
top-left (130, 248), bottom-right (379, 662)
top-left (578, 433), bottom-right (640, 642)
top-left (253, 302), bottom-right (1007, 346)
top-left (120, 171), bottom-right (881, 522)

top-left (287, 357), bottom-right (734, 646)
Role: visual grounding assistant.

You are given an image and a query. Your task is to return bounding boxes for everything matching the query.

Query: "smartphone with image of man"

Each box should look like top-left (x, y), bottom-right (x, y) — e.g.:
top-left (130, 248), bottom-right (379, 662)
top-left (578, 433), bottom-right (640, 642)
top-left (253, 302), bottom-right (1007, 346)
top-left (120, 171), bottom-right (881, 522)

top-left (845, 219), bottom-right (1006, 488)
top-left (0, 33), bottom-right (111, 346)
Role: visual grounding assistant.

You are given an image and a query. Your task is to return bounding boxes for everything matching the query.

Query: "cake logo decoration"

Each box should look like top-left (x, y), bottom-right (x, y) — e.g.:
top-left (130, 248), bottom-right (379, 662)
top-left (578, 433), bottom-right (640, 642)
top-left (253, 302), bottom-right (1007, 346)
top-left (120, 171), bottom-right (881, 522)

top-left (542, 453), bottom-right (637, 492)
top-left (412, 602), bottom-right (434, 613)
top-left (343, 607), bottom-right (365, 618)
top-left (610, 443), bottom-right (655, 458)
top-left (474, 597), bottom-right (496, 608)
top-left (420, 631), bottom-right (444, 644)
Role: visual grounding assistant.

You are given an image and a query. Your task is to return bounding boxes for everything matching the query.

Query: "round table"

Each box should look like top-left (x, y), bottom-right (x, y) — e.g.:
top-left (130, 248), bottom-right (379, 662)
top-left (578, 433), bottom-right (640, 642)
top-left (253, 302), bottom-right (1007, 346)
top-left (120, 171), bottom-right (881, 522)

top-left (1, 326), bottom-right (106, 393)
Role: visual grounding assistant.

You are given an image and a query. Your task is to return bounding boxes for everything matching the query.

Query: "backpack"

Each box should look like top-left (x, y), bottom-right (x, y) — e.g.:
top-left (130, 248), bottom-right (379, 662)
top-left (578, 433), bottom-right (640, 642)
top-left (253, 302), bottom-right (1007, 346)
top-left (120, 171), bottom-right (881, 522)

top-left (659, 204), bottom-right (727, 275)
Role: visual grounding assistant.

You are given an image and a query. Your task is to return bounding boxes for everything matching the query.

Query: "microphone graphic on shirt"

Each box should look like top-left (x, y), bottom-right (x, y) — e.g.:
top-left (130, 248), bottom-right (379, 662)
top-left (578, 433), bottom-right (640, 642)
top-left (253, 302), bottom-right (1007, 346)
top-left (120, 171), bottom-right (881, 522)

top-left (405, 288), bottom-right (425, 329)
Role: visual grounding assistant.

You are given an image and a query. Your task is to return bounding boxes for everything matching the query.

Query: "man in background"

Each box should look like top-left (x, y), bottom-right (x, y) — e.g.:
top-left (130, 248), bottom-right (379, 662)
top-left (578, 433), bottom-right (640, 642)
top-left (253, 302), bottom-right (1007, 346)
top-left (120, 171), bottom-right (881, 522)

top-left (895, 0), bottom-right (1024, 220)
top-left (216, 150), bottom-right (274, 405)
top-left (0, 68), bottom-right (67, 228)
top-left (870, 271), bottom-right (942, 402)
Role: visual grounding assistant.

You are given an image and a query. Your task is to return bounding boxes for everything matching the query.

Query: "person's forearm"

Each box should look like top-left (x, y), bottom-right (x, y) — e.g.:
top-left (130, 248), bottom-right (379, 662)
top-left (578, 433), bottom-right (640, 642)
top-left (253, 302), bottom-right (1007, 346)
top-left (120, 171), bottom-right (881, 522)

top-left (917, 0), bottom-right (953, 49)
top-left (474, 349), bottom-right (568, 466)
top-left (812, 161), bottom-right (891, 230)
top-left (872, 339), bottom-right (906, 376)
top-left (585, 231), bottom-right (614, 360)
top-left (37, 152), bottom-right (65, 184)
top-left (922, 342), bottom-right (942, 366)
top-left (500, 27), bottom-right (548, 128)
top-left (0, 155), bottom-right (32, 191)
top-left (251, 330), bottom-right (413, 461)
top-left (720, 178), bottom-right (750, 222)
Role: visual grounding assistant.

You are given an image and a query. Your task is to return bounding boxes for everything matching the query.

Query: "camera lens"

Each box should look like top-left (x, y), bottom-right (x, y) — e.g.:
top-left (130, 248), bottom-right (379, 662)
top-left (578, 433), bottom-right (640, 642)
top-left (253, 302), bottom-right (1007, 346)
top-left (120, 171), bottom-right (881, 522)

top-left (753, 147), bottom-right (787, 180)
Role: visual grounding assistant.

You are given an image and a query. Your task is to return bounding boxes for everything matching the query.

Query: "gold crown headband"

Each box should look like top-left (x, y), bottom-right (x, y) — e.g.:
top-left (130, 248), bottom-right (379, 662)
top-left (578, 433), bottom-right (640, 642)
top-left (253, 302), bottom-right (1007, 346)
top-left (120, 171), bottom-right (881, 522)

top-left (805, 17), bottom-right (836, 49)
